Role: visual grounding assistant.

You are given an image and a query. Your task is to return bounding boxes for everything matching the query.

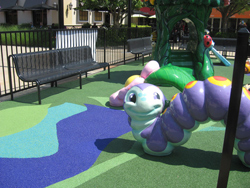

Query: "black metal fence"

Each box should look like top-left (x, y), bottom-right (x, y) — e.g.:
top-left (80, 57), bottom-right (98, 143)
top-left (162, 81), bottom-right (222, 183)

top-left (0, 27), bottom-right (237, 98)
top-left (0, 27), bottom-right (154, 97)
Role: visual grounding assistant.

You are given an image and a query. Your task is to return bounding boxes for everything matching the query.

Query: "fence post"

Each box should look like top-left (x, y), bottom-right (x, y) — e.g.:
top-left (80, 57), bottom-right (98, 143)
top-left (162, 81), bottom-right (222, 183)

top-left (49, 28), bottom-right (52, 50)
top-left (217, 27), bottom-right (250, 188)
top-left (104, 28), bottom-right (106, 64)
top-left (124, 38), bottom-right (126, 64)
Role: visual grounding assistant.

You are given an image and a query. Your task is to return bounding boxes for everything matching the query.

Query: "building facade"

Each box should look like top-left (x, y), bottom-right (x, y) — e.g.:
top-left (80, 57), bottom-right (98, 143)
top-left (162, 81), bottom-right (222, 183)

top-left (0, 0), bottom-right (249, 31)
top-left (0, 0), bottom-right (112, 28)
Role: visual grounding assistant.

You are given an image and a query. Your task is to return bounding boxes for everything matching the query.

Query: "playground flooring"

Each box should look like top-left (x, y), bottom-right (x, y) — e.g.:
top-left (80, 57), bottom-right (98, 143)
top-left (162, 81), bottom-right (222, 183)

top-left (0, 57), bottom-right (249, 187)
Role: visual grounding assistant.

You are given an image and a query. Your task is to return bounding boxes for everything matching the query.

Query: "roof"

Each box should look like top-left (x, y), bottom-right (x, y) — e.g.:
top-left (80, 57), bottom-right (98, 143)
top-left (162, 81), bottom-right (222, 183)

top-left (23, 0), bottom-right (55, 10)
top-left (0, 0), bottom-right (18, 10)
top-left (0, 0), bottom-right (55, 11)
top-left (23, 0), bottom-right (46, 8)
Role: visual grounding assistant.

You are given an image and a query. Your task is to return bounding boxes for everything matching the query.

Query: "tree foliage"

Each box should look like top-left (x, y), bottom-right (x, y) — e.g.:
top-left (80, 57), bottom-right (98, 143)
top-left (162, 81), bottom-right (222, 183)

top-left (216, 0), bottom-right (250, 31)
top-left (77, 0), bottom-right (144, 27)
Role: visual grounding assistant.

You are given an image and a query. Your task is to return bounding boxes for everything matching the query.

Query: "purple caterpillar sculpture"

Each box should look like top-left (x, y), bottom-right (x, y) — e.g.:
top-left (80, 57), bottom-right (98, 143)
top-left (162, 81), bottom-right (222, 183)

top-left (123, 76), bottom-right (250, 168)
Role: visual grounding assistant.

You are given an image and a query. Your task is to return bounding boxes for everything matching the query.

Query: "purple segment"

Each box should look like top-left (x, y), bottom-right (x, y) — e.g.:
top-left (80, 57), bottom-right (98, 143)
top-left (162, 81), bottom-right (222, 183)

top-left (141, 118), bottom-right (158, 139)
top-left (135, 83), bottom-right (153, 91)
top-left (170, 93), bottom-right (195, 130)
top-left (182, 81), bottom-right (208, 122)
top-left (245, 152), bottom-right (250, 166)
top-left (146, 117), bottom-right (168, 152)
top-left (0, 104), bottom-right (131, 188)
top-left (238, 138), bottom-right (250, 152)
top-left (204, 79), bottom-right (231, 121)
top-left (236, 115), bottom-right (250, 139)
top-left (237, 91), bottom-right (250, 125)
top-left (161, 110), bottom-right (184, 143)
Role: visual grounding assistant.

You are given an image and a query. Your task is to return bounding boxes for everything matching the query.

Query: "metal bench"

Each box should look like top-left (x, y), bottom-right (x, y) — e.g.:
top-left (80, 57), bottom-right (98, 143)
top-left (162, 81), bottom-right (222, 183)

top-left (212, 37), bottom-right (237, 58)
top-left (179, 36), bottom-right (237, 58)
top-left (127, 37), bottom-right (152, 65)
top-left (8, 46), bottom-right (110, 104)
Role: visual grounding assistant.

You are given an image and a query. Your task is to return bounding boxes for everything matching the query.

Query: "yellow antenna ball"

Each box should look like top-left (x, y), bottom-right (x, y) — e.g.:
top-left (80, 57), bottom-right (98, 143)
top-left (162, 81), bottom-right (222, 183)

top-left (125, 75), bottom-right (141, 87)
top-left (150, 0), bottom-right (155, 5)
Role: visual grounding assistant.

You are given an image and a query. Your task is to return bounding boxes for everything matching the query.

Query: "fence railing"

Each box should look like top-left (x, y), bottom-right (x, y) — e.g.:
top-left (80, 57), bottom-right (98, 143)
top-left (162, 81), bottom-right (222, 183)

top-left (0, 27), bottom-right (237, 98)
top-left (0, 27), bottom-right (154, 97)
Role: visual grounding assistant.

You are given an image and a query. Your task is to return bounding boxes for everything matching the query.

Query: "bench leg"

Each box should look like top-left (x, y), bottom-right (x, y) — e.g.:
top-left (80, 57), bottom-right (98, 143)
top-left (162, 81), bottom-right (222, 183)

top-left (51, 81), bottom-right (57, 87)
top-left (37, 83), bottom-right (41, 105)
top-left (142, 55), bottom-right (144, 66)
top-left (85, 72), bottom-right (87, 78)
top-left (108, 65), bottom-right (110, 79)
top-left (79, 73), bottom-right (82, 89)
top-left (7, 56), bottom-right (14, 101)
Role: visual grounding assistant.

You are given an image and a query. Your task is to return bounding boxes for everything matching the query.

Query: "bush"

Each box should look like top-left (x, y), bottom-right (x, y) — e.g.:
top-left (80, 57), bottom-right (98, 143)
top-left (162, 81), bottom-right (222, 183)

top-left (102, 22), bottom-right (110, 28)
top-left (131, 23), bottom-right (151, 28)
top-left (82, 23), bottom-right (91, 28)
top-left (210, 31), bottom-right (236, 38)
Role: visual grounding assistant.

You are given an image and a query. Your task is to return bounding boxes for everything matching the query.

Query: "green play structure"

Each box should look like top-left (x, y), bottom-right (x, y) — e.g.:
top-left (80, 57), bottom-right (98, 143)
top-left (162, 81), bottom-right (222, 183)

top-left (144, 0), bottom-right (230, 91)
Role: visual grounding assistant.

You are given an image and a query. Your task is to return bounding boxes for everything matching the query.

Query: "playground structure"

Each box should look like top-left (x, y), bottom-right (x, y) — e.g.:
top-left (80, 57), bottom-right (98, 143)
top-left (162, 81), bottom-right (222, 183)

top-left (144, 0), bottom-right (231, 90)
top-left (110, 0), bottom-right (233, 106)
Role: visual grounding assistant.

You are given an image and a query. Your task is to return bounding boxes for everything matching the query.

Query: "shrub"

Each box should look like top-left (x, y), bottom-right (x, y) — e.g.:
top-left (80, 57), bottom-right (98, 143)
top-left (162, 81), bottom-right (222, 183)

top-left (82, 23), bottom-right (91, 28)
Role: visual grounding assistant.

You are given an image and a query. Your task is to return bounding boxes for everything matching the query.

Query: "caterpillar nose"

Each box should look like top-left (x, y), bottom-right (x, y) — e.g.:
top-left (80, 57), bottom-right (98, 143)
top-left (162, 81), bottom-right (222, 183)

top-left (138, 93), bottom-right (146, 101)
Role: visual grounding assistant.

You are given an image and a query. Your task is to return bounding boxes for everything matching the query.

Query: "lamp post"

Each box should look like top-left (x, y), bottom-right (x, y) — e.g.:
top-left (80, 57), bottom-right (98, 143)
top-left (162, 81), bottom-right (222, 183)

top-left (69, 2), bottom-right (73, 10)
top-left (128, 0), bottom-right (131, 39)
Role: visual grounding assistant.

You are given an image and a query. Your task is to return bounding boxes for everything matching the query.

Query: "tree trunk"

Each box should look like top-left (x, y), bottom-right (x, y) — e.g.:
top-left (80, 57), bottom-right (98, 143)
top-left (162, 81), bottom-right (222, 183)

top-left (112, 12), bottom-right (120, 28)
top-left (221, 12), bottom-right (229, 33)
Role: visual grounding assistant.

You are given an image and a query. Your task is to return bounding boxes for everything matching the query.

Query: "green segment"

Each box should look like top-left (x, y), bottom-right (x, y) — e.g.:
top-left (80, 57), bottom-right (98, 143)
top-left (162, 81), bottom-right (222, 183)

top-left (145, 65), bottom-right (195, 91)
top-left (0, 104), bottom-right (50, 137)
top-left (145, 1), bottom-right (227, 90)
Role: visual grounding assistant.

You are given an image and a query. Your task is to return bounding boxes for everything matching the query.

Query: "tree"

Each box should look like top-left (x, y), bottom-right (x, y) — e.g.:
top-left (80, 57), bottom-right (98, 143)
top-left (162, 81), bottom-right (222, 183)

top-left (216, 0), bottom-right (250, 32)
top-left (77, 0), bottom-right (144, 27)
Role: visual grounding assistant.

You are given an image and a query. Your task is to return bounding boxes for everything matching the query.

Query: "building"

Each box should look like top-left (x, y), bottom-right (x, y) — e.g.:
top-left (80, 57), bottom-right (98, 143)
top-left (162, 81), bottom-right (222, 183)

top-left (0, 0), bottom-right (249, 31)
top-left (138, 7), bottom-right (250, 32)
top-left (209, 8), bottom-right (250, 32)
top-left (0, 0), bottom-right (112, 28)
top-left (0, 0), bottom-right (58, 26)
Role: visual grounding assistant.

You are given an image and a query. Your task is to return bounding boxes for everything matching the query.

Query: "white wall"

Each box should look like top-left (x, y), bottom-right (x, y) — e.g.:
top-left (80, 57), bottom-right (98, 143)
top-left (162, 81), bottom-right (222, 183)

top-left (18, 11), bottom-right (32, 24)
top-left (0, 12), bottom-right (5, 24)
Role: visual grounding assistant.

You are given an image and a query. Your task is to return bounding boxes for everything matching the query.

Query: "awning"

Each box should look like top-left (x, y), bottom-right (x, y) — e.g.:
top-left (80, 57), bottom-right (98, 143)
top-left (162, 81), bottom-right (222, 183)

top-left (23, 0), bottom-right (56, 10)
top-left (133, 10), bottom-right (150, 16)
top-left (149, 15), bottom-right (156, 19)
top-left (140, 7), bottom-right (155, 16)
top-left (131, 14), bottom-right (147, 18)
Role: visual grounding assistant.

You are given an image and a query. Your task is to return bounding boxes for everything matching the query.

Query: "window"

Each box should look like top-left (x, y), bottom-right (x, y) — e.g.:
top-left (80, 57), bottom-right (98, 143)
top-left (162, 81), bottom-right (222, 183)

top-left (79, 10), bottom-right (88, 21)
top-left (94, 11), bottom-right (102, 21)
top-left (5, 11), bottom-right (17, 25)
top-left (33, 10), bottom-right (47, 26)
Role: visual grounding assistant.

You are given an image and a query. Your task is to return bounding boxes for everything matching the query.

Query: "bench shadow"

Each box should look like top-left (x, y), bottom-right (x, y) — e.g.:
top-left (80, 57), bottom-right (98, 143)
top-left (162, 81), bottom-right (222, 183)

top-left (12, 68), bottom-right (140, 104)
top-left (95, 138), bottom-right (249, 172)
top-left (13, 86), bottom-right (71, 104)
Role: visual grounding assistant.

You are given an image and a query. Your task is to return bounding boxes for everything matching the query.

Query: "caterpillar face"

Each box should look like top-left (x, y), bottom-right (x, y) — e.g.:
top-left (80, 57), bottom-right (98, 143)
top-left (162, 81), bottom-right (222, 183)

top-left (124, 83), bottom-right (165, 121)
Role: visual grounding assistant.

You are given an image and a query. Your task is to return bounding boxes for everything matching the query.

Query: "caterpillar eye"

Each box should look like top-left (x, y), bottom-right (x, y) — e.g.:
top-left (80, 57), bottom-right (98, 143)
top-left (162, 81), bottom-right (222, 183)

top-left (153, 92), bottom-right (160, 100)
top-left (129, 93), bottom-right (136, 103)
